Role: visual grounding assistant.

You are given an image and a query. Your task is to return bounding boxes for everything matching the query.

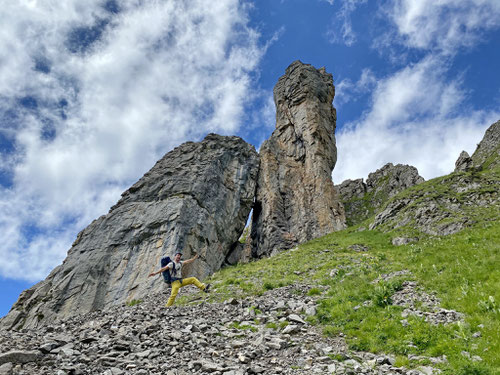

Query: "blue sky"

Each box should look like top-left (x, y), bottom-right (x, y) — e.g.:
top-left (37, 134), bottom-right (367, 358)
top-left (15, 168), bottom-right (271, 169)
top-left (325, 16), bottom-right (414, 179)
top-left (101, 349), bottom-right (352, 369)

top-left (1, 0), bottom-right (499, 318)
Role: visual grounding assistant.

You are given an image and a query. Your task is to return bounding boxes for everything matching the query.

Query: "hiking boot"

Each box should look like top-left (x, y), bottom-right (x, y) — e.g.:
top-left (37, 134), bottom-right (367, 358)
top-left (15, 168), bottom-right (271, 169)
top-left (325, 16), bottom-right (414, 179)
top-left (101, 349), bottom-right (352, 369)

top-left (204, 284), bottom-right (211, 293)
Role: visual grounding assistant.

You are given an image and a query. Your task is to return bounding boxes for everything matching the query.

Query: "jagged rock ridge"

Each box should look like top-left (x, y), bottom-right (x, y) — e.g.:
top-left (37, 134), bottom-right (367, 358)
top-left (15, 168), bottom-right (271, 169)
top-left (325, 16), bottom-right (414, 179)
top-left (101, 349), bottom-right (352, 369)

top-left (336, 163), bottom-right (424, 226)
top-left (1, 134), bottom-right (259, 330)
top-left (250, 60), bottom-right (346, 257)
top-left (471, 119), bottom-right (500, 169)
top-left (455, 120), bottom-right (500, 172)
top-left (370, 120), bottom-right (500, 235)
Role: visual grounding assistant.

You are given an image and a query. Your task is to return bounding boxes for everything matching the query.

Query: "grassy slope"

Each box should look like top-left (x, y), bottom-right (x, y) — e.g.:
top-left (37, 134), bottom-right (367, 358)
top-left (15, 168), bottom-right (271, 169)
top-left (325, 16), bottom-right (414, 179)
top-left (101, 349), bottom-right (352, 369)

top-left (181, 167), bottom-right (500, 374)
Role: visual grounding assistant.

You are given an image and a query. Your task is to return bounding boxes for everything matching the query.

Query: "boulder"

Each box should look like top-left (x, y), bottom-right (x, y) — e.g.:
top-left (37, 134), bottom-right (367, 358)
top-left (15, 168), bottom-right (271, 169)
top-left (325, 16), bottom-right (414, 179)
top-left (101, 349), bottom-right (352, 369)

top-left (250, 61), bottom-right (346, 257)
top-left (1, 134), bottom-right (259, 330)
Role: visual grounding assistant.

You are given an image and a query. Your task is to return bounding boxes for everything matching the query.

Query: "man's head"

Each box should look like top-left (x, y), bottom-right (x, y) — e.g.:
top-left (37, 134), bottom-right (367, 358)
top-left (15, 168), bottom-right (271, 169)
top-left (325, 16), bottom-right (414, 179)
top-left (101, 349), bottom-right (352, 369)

top-left (174, 252), bottom-right (182, 262)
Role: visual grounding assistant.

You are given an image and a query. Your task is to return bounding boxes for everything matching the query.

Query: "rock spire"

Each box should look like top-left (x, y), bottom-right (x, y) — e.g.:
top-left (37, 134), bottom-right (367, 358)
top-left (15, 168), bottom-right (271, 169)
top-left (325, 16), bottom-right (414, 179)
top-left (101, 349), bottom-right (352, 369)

top-left (250, 61), bottom-right (346, 257)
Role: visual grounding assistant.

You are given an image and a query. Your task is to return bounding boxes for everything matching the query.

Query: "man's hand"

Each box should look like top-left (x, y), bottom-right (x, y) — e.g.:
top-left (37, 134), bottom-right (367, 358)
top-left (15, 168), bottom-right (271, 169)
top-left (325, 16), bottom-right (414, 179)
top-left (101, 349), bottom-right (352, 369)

top-left (148, 272), bottom-right (157, 277)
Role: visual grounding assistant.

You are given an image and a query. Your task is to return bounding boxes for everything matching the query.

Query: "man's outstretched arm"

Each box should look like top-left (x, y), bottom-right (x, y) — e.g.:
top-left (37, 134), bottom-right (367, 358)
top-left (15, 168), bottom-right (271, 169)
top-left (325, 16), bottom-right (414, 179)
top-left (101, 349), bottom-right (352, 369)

top-left (183, 253), bottom-right (199, 266)
top-left (148, 263), bottom-right (171, 277)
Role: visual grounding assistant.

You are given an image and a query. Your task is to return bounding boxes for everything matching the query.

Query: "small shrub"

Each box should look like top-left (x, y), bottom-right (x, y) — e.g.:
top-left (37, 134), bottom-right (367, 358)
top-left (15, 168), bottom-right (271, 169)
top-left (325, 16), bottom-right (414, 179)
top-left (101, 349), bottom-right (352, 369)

top-left (127, 299), bottom-right (143, 306)
top-left (266, 322), bottom-right (278, 329)
top-left (478, 295), bottom-right (499, 314)
top-left (279, 320), bottom-right (289, 329)
top-left (250, 306), bottom-right (262, 315)
top-left (372, 280), bottom-right (403, 307)
top-left (263, 281), bottom-right (275, 290)
top-left (230, 322), bottom-right (257, 332)
top-left (307, 287), bottom-right (322, 296)
top-left (456, 362), bottom-right (492, 375)
top-left (373, 282), bottom-right (394, 307)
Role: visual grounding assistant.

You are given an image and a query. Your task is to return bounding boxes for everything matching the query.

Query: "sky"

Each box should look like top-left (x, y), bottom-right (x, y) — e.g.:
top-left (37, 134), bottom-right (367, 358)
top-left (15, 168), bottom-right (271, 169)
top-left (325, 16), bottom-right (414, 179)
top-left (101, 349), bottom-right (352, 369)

top-left (1, 0), bottom-right (499, 318)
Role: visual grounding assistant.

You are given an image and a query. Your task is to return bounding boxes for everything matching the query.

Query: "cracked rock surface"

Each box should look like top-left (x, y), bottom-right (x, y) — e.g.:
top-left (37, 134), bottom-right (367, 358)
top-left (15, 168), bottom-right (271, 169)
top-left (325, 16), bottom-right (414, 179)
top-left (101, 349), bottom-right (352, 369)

top-left (250, 61), bottom-right (345, 258)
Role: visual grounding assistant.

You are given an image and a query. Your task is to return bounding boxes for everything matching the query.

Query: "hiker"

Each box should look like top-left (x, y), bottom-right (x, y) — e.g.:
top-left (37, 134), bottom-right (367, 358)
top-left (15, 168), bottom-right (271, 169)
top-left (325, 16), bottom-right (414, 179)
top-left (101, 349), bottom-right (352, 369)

top-left (148, 252), bottom-right (210, 307)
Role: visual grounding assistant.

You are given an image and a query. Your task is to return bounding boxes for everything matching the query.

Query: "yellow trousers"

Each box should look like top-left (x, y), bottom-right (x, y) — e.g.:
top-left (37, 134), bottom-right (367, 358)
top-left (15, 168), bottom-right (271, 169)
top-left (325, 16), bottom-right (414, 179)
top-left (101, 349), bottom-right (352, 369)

top-left (166, 277), bottom-right (206, 307)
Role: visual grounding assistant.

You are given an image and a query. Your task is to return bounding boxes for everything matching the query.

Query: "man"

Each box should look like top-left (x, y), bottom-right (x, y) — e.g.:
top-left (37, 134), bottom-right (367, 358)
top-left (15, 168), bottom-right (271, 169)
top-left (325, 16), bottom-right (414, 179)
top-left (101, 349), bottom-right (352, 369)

top-left (149, 252), bottom-right (210, 307)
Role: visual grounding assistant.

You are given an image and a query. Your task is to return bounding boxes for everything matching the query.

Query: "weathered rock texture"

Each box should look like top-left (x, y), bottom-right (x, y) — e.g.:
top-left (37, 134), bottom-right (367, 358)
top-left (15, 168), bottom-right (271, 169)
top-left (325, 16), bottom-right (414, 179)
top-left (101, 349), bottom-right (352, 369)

top-left (336, 163), bottom-right (425, 226)
top-left (369, 121), bottom-right (500, 235)
top-left (454, 151), bottom-right (473, 172)
top-left (471, 119), bottom-right (500, 170)
top-left (250, 61), bottom-right (346, 257)
top-left (1, 134), bottom-right (259, 330)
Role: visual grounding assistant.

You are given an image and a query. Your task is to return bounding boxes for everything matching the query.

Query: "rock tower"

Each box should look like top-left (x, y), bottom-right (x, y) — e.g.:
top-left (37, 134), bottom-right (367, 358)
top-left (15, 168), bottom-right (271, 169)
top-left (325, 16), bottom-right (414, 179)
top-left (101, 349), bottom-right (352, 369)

top-left (250, 61), bottom-right (346, 257)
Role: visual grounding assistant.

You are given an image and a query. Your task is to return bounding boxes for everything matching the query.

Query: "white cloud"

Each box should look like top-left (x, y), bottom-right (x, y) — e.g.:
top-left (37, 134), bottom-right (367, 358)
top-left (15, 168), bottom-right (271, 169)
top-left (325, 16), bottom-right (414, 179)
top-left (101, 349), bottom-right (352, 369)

top-left (335, 68), bottom-right (376, 106)
top-left (386, 0), bottom-right (500, 53)
top-left (0, 0), bottom-right (264, 281)
top-left (326, 0), bottom-right (367, 46)
top-left (332, 56), bottom-right (499, 183)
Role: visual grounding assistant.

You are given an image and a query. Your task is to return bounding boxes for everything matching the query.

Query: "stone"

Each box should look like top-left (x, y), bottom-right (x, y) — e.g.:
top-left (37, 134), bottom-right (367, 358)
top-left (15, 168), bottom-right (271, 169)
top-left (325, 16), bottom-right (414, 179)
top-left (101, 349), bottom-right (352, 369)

top-left (392, 237), bottom-right (419, 246)
top-left (1, 134), bottom-right (259, 330)
top-left (454, 151), bottom-right (473, 172)
top-left (0, 350), bottom-right (42, 365)
top-left (288, 314), bottom-right (306, 325)
top-left (39, 342), bottom-right (60, 354)
top-left (282, 325), bottom-right (299, 334)
top-left (0, 363), bottom-right (13, 375)
top-left (250, 60), bottom-right (346, 257)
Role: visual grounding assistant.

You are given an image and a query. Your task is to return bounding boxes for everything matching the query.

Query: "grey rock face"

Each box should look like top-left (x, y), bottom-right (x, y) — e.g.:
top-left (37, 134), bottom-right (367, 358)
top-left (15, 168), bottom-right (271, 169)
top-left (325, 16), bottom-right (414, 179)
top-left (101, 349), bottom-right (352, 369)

top-left (454, 151), bottom-right (474, 172)
top-left (1, 134), bottom-right (259, 330)
top-left (471, 119), bottom-right (500, 169)
top-left (336, 163), bottom-right (424, 226)
top-left (251, 61), bottom-right (346, 257)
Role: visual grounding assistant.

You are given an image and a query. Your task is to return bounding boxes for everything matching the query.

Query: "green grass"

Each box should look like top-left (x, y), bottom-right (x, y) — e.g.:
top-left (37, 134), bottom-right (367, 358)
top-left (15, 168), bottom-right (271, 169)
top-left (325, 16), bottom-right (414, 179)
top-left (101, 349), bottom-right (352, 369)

top-left (229, 321), bottom-right (258, 332)
top-left (197, 218), bottom-right (500, 374)
top-left (184, 167), bottom-right (500, 374)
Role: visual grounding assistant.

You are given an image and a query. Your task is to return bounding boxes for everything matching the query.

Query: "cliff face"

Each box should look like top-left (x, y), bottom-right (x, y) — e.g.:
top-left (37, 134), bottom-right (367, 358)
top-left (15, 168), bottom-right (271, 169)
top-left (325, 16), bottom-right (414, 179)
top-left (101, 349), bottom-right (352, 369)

top-left (250, 61), bottom-right (346, 257)
top-left (1, 134), bottom-right (259, 330)
top-left (336, 163), bottom-right (425, 226)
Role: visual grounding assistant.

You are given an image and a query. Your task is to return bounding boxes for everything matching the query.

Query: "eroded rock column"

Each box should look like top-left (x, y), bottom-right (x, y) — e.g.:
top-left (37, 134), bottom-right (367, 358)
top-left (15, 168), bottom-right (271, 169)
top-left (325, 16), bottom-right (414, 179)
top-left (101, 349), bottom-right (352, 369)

top-left (251, 61), bottom-right (346, 257)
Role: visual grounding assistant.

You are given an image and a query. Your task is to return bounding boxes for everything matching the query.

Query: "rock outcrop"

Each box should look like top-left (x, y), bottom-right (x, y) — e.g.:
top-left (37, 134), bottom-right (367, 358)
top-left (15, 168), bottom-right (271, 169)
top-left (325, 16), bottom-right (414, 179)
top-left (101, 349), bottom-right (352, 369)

top-left (369, 120), bottom-right (500, 236)
top-left (250, 61), bottom-right (345, 257)
top-left (1, 134), bottom-right (259, 330)
top-left (471, 119), bottom-right (500, 170)
top-left (336, 163), bottom-right (424, 226)
top-left (454, 151), bottom-right (473, 172)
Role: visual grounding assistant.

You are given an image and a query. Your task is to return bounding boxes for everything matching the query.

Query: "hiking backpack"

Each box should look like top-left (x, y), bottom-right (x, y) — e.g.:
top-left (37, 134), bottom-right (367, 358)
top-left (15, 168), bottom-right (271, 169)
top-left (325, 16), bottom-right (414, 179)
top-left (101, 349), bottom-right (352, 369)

top-left (160, 256), bottom-right (177, 284)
